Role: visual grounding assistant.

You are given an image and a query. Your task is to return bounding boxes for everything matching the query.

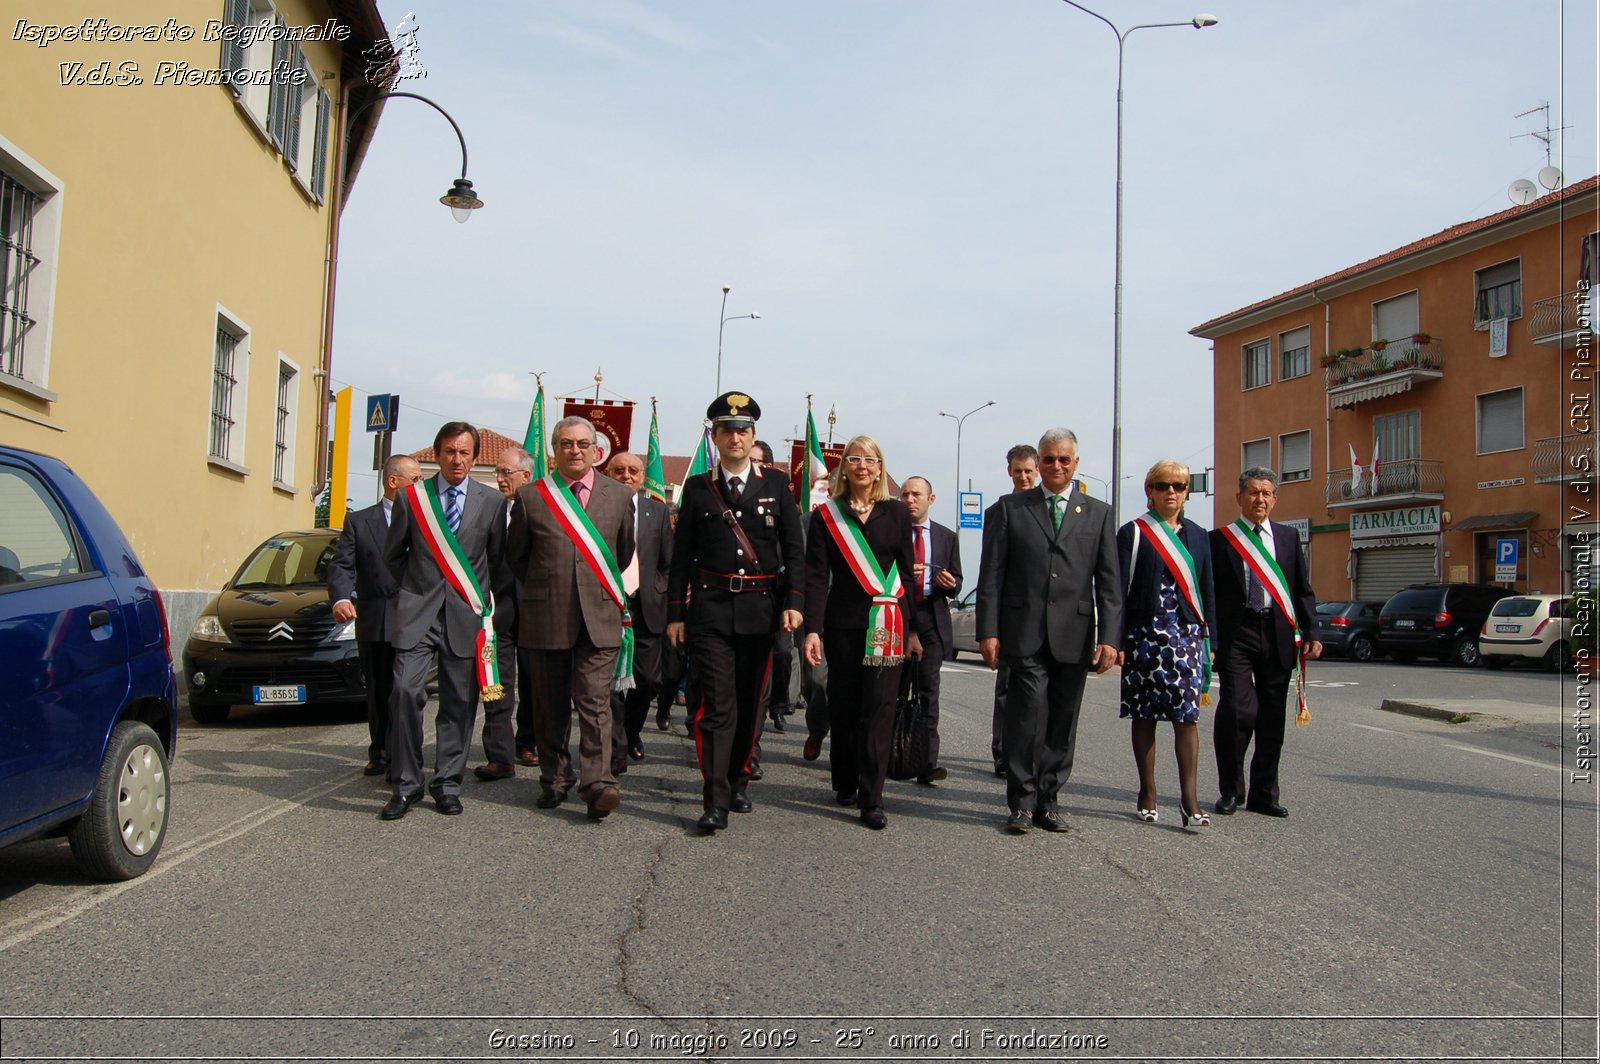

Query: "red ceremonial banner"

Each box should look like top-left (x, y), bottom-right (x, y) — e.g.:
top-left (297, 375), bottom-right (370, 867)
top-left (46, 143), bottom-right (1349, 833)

top-left (787, 439), bottom-right (845, 508)
top-left (562, 399), bottom-right (635, 470)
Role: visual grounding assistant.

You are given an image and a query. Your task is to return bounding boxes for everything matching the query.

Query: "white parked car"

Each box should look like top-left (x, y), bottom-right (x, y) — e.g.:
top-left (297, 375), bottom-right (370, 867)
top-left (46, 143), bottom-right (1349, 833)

top-left (1478, 594), bottom-right (1574, 672)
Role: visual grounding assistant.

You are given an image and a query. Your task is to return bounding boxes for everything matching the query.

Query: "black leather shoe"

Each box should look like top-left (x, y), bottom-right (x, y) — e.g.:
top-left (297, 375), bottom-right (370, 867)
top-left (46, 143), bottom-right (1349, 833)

top-left (1006, 809), bottom-right (1032, 834)
top-left (1033, 810), bottom-right (1071, 833)
top-left (379, 793), bottom-right (419, 820)
top-left (768, 710), bottom-right (786, 733)
top-left (1215, 795), bottom-right (1240, 815)
top-left (696, 808), bottom-right (728, 833)
top-left (535, 788), bottom-right (568, 809)
top-left (835, 789), bottom-right (858, 807)
top-left (628, 740), bottom-right (645, 761)
top-left (1246, 801), bottom-right (1289, 818)
top-left (748, 765), bottom-right (763, 781)
top-left (730, 791), bottom-right (753, 814)
top-left (993, 758), bottom-right (1007, 778)
top-left (434, 794), bottom-right (464, 816)
top-left (916, 765), bottom-right (948, 785)
top-left (655, 709), bottom-right (671, 731)
top-left (861, 807), bottom-right (887, 830)
top-left (363, 760), bottom-right (389, 777)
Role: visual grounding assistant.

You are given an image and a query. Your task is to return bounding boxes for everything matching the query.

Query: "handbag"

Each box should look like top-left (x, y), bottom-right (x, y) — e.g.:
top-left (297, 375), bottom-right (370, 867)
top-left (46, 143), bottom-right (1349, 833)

top-left (887, 669), bottom-right (932, 781)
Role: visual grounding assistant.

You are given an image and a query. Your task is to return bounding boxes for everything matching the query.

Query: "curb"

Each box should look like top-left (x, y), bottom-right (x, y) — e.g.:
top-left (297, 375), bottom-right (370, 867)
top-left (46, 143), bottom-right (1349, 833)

top-left (1379, 699), bottom-right (1475, 723)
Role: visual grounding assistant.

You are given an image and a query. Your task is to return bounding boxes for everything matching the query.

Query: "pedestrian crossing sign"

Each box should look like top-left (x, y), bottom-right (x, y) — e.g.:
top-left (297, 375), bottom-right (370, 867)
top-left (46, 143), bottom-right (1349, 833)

top-left (365, 394), bottom-right (392, 433)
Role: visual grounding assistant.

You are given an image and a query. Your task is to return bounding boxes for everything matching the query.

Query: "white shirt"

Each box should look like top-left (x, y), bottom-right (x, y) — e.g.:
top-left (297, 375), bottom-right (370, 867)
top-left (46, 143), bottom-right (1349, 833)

top-left (436, 474), bottom-right (468, 520)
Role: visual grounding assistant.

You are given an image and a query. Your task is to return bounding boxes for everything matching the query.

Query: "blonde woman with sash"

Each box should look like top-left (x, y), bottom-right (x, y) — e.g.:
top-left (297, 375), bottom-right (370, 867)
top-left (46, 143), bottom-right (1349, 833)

top-left (802, 435), bottom-right (920, 830)
top-left (1115, 460), bottom-right (1216, 832)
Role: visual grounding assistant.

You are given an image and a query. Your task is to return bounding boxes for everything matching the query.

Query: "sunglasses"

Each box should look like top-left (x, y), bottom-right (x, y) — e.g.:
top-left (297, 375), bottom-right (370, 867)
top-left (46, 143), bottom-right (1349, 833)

top-left (1038, 455), bottom-right (1075, 465)
top-left (1148, 481), bottom-right (1189, 492)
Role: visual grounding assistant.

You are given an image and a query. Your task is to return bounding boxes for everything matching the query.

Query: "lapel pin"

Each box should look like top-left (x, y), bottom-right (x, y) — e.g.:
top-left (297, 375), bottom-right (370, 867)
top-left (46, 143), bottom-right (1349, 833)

top-left (1075, 505), bottom-right (1082, 514)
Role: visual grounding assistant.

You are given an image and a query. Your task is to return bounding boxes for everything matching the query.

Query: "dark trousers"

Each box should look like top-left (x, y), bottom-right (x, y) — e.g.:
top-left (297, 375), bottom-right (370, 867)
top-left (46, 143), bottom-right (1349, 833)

top-left (824, 627), bottom-right (899, 809)
top-left (657, 643), bottom-right (684, 721)
top-left (1002, 649), bottom-right (1087, 814)
top-left (389, 614), bottom-right (478, 800)
top-left (513, 646), bottom-right (536, 754)
top-left (803, 651), bottom-right (830, 742)
top-left (479, 629), bottom-right (518, 764)
top-left (689, 629), bottom-right (771, 811)
top-left (356, 639), bottom-right (396, 765)
top-left (770, 628), bottom-right (796, 709)
top-left (527, 628), bottom-right (619, 802)
top-left (990, 662), bottom-right (1010, 760)
top-left (1214, 615), bottom-right (1293, 805)
top-left (610, 627), bottom-right (662, 769)
top-left (908, 607), bottom-right (944, 768)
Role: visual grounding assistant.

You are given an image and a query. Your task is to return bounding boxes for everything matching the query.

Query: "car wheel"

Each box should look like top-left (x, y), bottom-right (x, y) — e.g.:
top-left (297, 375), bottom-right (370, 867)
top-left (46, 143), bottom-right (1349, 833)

top-left (1451, 636), bottom-right (1480, 667)
top-left (1482, 655), bottom-right (1507, 670)
top-left (1349, 635), bottom-right (1375, 662)
top-left (1545, 642), bottom-right (1574, 673)
top-left (67, 721), bottom-right (170, 881)
top-left (189, 703), bottom-right (231, 725)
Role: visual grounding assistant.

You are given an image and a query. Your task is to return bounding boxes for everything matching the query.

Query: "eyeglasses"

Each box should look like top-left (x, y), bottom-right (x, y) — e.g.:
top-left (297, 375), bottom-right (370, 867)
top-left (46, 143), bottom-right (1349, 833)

top-left (1038, 455), bottom-right (1076, 465)
top-left (844, 455), bottom-right (880, 466)
top-left (494, 467), bottom-right (527, 478)
top-left (1149, 481), bottom-right (1189, 493)
top-left (555, 439), bottom-right (593, 451)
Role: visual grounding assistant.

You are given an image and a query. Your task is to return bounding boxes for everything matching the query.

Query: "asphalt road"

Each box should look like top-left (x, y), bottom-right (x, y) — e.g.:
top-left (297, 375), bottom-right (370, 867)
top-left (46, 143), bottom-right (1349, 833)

top-left (1, 658), bottom-right (1594, 1063)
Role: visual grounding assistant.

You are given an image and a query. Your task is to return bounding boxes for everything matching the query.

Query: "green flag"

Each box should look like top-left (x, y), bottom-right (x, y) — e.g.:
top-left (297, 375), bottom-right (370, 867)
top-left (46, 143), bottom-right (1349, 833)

top-left (685, 424), bottom-right (714, 478)
top-left (644, 402), bottom-right (667, 502)
top-left (522, 383), bottom-right (547, 479)
top-left (803, 401), bottom-right (828, 494)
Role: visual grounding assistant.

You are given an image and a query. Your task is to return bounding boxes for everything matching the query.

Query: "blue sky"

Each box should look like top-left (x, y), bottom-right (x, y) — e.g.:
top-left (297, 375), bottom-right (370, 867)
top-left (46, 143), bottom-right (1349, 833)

top-left (332, 0), bottom-right (1598, 535)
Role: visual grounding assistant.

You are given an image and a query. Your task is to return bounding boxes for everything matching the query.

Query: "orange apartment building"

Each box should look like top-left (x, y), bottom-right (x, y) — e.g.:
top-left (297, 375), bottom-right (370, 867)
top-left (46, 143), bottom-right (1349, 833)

top-left (1192, 175), bottom-right (1598, 602)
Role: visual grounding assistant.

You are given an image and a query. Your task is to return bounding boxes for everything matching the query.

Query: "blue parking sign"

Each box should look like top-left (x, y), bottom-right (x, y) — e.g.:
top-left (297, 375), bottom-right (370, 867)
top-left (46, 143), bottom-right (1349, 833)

top-left (1494, 537), bottom-right (1519, 582)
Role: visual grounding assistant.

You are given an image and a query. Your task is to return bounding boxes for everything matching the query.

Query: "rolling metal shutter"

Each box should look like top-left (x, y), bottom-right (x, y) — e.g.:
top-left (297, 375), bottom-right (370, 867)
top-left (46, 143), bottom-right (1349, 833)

top-left (1356, 545), bottom-right (1436, 600)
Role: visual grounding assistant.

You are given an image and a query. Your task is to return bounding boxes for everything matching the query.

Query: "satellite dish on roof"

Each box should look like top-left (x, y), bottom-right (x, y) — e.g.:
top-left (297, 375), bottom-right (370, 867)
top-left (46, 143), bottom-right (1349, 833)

top-left (1508, 178), bottom-right (1538, 205)
top-left (1538, 165), bottom-right (1564, 190)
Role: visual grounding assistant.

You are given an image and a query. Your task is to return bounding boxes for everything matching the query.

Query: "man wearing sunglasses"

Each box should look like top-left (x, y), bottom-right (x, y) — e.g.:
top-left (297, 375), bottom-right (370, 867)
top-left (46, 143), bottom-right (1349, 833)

top-left (977, 428), bottom-right (1122, 835)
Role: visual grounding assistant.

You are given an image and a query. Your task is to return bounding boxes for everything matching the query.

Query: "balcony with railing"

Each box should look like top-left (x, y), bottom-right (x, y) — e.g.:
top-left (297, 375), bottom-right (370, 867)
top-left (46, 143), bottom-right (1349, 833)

top-left (1323, 338), bottom-right (1445, 409)
top-left (1531, 434), bottom-right (1595, 483)
top-left (1527, 292), bottom-right (1594, 347)
top-left (1324, 458), bottom-right (1446, 509)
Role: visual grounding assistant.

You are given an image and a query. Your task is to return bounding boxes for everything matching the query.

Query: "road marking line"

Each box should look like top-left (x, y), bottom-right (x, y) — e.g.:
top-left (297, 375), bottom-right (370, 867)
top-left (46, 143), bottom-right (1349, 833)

top-left (1345, 722), bottom-right (1399, 734)
top-left (1441, 742), bottom-right (1559, 772)
top-left (941, 663), bottom-right (988, 675)
top-left (0, 773), bottom-right (357, 953)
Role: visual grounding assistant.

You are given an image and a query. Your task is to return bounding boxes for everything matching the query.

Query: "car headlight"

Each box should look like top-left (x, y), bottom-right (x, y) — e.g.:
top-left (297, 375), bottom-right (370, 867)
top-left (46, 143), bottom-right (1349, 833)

top-left (191, 615), bottom-right (230, 643)
top-left (328, 620), bottom-right (357, 642)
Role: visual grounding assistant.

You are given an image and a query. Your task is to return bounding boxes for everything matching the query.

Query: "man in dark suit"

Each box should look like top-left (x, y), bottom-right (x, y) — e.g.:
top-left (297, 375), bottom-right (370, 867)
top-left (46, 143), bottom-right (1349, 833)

top-left (381, 423), bottom-right (509, 820)
top-left (988, 444), bottom-right (1039, 777)
top-left (899, 475), bottom-right (962, 783)
top-left (474, 445), bottom-right (536, 782)
top-left (1209, 467), bottom-right (1322, 818)
top-left (328, 454), bottom-right (421, 777)
top-left (977, 428), bottom-right (1121, 834)
top-left (508, 416), bottom-right (636, 821)
top-left (666, 391), bottom-right (805, 834)
top-left (604, 451), bottom-right (672, 771)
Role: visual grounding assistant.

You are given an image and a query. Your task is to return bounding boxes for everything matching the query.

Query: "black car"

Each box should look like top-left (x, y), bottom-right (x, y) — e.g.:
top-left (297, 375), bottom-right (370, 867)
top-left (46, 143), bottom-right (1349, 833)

top-left (182, 529), bottom-right (363, 723)
top-left (1314, 600), bottom-right (1385, 661)
top-left (1378, 583), bottom-right (1515, 666)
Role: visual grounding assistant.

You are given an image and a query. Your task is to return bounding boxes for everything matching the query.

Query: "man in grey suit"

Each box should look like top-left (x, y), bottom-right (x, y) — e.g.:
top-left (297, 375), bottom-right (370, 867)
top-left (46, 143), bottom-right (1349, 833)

top-left (604, 451), bottom-right (672, 772)
top-left (328, 454), bottom-right (421, 777)
top-left (381, 422), bottom-right (509, 820)
top-left (977, 428), bottom-right (1121, 834)
top-left (508, 416), bottom-right (636, 821)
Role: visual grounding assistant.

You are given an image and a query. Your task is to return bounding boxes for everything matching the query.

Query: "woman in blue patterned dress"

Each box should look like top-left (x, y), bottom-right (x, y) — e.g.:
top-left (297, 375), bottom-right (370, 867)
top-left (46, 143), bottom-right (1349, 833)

top-left (1116, 461), bottom-right (1216, 831)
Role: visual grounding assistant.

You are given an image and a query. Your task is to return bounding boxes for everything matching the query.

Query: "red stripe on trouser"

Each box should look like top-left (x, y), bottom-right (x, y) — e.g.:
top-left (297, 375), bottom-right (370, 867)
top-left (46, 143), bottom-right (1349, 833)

top-left (692, 687), bottom-right (707, 777)
top-left (739, 651), bottom-right (773, 774)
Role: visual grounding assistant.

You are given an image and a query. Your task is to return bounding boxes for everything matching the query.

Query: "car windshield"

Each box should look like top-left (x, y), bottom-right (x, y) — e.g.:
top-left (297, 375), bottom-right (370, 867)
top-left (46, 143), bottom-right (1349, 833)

top-left (231, 538), bottom-right (334, 588)
top-left (1316, 602), bottom-right (1346, 616)
top-left (1491, 598), bottom-right (1543, 618)
top-left (1385, 590), bottom-right (1441, 612)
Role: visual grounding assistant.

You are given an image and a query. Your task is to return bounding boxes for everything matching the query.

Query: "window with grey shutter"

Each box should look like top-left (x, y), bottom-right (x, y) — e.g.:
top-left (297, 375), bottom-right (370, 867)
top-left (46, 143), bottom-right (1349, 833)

top-left (1242, 340), bottom-right (1270, 389)
top-left (1474, 260), bottom-right (1522, 324)
top-left (220, 0), bottom-right (248, 87)
top-left (1477, 388), bottom-right (1524, 454)
top-left (1279, 326), bottom-right (1310, 380)
top-left (311, 88), bottom-right (331, 201)
top-left (1279, 430), bottom-right (1311, 482)
top-left (269, 16), bottom-right (290, 152)
top-left (1242, 438), bottom-right (1271, 474)
top-left (284, 49), bottom-right (307, 171)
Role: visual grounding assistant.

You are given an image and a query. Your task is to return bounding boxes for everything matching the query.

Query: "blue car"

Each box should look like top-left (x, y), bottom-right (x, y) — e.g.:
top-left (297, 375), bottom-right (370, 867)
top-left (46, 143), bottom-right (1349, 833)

top-left (0, 445), bottom-right (177, 880)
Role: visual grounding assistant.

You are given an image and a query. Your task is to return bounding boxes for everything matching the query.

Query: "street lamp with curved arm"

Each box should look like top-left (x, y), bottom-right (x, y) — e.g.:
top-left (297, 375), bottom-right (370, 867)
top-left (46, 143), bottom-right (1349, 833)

top-left (939, 400), bottom-right (996, 518)
top-left (1057, 1), bottom-right (1216, 525)
top-left (715, 284), bottom-right (761, 393)
top-left (346, 90), bottom-right (484, 222)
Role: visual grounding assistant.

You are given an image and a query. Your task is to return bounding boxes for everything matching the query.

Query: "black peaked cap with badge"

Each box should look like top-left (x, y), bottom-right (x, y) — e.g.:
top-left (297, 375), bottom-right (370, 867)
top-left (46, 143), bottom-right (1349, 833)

top-left (707, 391), bottom-right (760, 429)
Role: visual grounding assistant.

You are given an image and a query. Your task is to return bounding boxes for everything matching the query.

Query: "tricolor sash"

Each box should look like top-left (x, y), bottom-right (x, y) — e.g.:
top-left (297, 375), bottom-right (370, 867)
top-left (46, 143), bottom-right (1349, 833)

top-left (816, 500), bottom-right (905, 666)
top-left (1220, 519), bottom-right (1310, 722)
top-left (405, 480), bottom-right (501, 700)
top-left (1130, 513), bottom-right (1212, 698)
top-left (533, 476), bottom-right (635, 691)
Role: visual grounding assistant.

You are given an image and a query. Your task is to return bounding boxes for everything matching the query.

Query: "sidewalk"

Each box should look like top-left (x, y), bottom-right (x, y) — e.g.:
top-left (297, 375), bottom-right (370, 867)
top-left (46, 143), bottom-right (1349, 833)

top-left (1379, 692), bottom-right (1578, 727)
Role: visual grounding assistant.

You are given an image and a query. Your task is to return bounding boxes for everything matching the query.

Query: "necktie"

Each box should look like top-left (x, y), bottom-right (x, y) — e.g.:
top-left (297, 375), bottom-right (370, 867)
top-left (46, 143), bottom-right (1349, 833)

top-left (1247, 523), bottom-right (1268, 608)
top-left (728, 475), bottom-right (742, 498)
top-left (445, 487), bottom-right (461, 534)
top-left (912, 525), bottom-right (927, 605)
top-left (1049, 494), bottom-right (1063, 532)
top-left (571, 480), bottom-right (587, 508)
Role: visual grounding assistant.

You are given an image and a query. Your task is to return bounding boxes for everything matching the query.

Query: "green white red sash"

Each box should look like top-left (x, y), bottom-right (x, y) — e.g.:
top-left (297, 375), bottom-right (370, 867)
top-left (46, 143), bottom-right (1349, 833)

top-left (1131, 513), bottom-right (1212, 697)
top-left (816, 500), bottom-right (905, 665)
top-left (1220, 518), bottom-right (1309, 718)
top-left (405, 480), bottom-right (501, 700)
top-left (533, 476), bottom-right (635, 691)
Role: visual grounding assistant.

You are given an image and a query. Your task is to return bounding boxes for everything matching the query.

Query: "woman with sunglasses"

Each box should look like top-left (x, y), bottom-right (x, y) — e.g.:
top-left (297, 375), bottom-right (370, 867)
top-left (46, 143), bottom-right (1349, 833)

top-left (1115, 460), bottom-right (1217, 831)
top-left (803, 435), bottom-right (920, 829)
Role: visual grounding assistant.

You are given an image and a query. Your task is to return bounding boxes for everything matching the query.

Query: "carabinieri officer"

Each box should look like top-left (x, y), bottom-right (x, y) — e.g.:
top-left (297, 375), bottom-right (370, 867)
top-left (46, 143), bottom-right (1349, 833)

top-left (666, 391), bottom-right (805, 834)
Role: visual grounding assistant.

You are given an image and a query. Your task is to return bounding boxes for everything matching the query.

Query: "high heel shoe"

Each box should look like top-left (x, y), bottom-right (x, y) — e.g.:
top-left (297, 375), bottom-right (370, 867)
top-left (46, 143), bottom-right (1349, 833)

top-left (1181, 806), bottom-right (1211, 833)
top-left (1135, 807), bottom-right (1159, 823)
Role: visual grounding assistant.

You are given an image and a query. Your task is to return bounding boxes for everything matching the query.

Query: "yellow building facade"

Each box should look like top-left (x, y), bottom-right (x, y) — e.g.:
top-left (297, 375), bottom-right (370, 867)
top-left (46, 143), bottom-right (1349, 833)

top-left (1, 0), bottom-right (388, 630)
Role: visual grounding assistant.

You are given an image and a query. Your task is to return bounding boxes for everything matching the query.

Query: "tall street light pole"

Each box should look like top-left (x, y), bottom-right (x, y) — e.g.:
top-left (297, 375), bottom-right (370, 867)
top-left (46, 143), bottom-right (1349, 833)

top-left (715, 284), bottom-right (760, 393)
top-left (1058, 2), bottom-right (1216, 526)
top-left (939, 400), bottom-right (996, 520)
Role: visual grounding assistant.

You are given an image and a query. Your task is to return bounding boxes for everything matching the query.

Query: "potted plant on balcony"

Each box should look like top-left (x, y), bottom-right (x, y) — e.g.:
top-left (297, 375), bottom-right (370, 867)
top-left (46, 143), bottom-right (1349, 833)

top-left (1370, 350), bottom-right (1390, 374)
top-left (1411, 332), bottom-right (1432, 345)
top-left (1370, 339), bottom-right (1388, 353)
top-left (1320, 351), bottom-right (1342, 368)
